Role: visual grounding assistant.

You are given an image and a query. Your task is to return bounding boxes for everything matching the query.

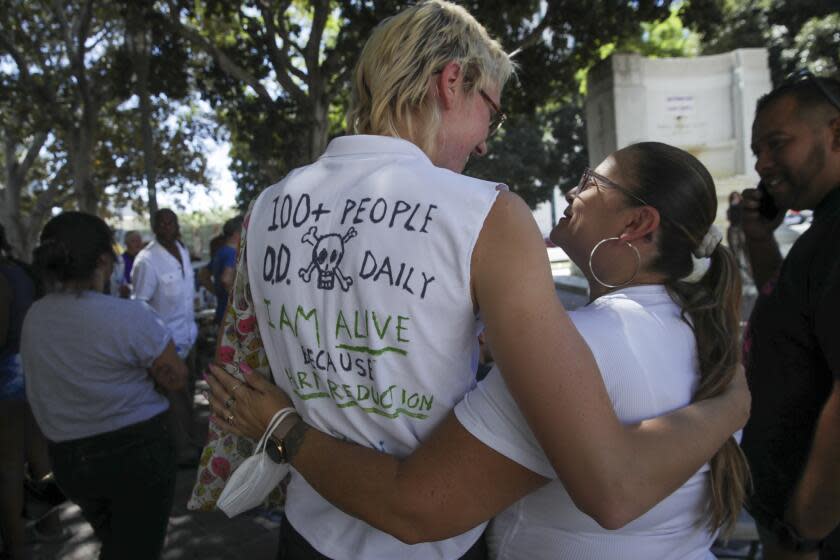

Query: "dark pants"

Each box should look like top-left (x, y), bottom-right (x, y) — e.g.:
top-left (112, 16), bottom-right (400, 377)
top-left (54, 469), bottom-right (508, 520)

top-left (168, 345), bottom-right (200, 463)
top-left (276, 515), bottom-right (487, 560)
top-left (48, 411), bottom-right (176, 560)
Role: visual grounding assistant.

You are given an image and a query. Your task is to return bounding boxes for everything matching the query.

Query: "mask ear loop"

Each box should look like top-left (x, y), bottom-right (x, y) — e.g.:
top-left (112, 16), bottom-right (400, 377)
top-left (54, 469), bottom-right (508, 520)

top-left (588, 237), bottom-right (641, 289)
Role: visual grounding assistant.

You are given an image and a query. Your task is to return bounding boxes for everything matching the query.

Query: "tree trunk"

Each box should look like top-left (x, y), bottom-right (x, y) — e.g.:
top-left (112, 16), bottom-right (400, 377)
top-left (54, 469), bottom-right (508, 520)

top-left (127, 6), bottom-right (158, 221)
top-left (0, 173), bottom-right (26, 260)
top-left (1, 128), bottom-right (49, 261)
top-left (139, 81), bottom-right (158, 220)
top-left (73, 146), bottom-right (97, 214)
top-left (69, 107), bottom-right (99, 214)
top-left (308, 94), bottom-right (330, 163)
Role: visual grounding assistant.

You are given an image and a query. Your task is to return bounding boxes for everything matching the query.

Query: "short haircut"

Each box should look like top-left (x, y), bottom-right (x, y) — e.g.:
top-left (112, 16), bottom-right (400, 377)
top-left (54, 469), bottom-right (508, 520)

top-left (34, 212), bottom-right (115, 285)
top-left (756, 74), bottom-right (840, 122)
top-left (124, 230), bottom-right (141, 242)
top-left (151, 208), bottom-right (176, 232)
top-left (347, 0), bottom-right (514, 154)
top-left (222, 215), bottom-right (244, 239)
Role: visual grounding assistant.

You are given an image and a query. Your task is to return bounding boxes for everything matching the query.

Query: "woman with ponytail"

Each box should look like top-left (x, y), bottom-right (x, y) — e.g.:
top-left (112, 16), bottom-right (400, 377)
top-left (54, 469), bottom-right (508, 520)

top-left (205, 142), bottom-right (747, 559)
top-left (20, 212), bottom-right (188, 559)
top-left (625, 142), bottom-right (750, 537)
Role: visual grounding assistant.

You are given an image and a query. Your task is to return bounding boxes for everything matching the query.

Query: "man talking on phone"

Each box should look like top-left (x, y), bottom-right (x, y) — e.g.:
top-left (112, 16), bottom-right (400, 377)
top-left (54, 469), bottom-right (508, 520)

top-left (741, 72), bottom-right (840, 560)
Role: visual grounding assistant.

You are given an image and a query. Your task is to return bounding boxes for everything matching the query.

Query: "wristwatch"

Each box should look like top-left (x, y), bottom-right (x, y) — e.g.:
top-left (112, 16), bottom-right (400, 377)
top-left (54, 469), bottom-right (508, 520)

top-left (265, 435), bottom-right (288, 464)
top-left (265, 416), bottom-right (301, 464)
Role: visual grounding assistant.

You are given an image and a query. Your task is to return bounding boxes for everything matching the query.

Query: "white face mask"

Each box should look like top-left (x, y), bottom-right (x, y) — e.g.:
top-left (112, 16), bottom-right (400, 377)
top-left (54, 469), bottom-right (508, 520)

top-left (217, 407), bottom-right (296, 517)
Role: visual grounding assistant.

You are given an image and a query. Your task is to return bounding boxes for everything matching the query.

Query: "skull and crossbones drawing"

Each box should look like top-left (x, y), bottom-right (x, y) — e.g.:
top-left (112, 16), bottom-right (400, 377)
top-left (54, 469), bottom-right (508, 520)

top-left (299, 226), bottom-right (357, 291)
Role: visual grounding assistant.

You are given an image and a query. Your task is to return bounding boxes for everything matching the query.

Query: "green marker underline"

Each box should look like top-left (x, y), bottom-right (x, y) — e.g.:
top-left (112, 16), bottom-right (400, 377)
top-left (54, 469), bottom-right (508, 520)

top-left (293, 390), bottom-right (428, 420)
top-left (336, 343), bottom-right (407, 356)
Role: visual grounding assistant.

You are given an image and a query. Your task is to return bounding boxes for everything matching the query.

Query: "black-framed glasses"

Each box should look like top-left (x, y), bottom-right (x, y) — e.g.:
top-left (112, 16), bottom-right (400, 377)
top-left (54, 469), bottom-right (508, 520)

top-left (479, 90), bottom-right (507, 136)
top-left (573, 167), bottom-right (650, 207)
top-left (782, 69), bottom-right (840, 113)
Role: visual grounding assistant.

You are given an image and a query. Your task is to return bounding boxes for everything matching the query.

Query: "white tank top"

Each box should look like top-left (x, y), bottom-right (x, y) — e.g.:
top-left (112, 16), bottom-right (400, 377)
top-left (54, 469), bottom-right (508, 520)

top-left (246, 135), bottom-right (502, 559)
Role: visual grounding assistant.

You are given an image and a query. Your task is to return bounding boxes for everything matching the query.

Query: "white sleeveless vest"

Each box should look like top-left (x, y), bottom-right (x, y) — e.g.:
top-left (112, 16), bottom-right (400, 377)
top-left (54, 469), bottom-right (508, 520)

top-left (246, 135), bottom-right (502, 559)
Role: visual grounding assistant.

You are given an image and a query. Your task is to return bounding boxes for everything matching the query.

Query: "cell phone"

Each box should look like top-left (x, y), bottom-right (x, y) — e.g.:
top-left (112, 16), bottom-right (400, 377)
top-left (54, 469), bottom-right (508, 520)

top-left (757, 181), bottom-right (781, 221)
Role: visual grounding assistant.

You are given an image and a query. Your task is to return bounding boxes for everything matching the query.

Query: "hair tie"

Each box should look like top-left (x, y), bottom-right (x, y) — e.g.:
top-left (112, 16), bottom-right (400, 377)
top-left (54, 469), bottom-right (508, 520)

top-left (683, 255), bottom-right (711, 283)
top-left (692, 224), bottom-right (722, 259)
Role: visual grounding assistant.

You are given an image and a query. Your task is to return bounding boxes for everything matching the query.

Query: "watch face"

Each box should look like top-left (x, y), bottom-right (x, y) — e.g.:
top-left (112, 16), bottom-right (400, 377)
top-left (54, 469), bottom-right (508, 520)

top-left (265, 438), bottom-right (284, 464)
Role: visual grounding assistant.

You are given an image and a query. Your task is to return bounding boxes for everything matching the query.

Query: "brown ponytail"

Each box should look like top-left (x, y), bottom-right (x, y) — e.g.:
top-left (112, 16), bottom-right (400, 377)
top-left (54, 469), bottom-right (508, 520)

top-left (667, 245), bottom-right (751, 537)
top-left (616, 142), bottom-right (750, 537)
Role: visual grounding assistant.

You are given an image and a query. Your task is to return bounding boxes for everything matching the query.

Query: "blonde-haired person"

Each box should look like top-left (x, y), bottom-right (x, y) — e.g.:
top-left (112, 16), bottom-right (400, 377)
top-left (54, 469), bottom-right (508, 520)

top-left (199, 2), bottom-right (748, 559)
top-left (347, 0), bottom-right (512, 156)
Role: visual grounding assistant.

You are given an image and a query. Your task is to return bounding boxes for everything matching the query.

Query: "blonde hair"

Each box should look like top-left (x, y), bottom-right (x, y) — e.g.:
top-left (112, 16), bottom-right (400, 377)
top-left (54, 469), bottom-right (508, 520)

top-left (347, 0), bottom-right (514, 155)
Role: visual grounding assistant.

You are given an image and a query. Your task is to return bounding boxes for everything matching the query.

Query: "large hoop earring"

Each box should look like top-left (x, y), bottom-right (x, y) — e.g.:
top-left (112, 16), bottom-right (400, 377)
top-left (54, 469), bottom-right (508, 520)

top-left (588, 237), bottom-right (641, 289)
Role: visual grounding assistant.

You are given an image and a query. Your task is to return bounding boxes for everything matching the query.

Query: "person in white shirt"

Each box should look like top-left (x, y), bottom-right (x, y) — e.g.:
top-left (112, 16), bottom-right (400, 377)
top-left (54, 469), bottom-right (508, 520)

top-left (201, 2), bottom-right (748, 558)
top-left (132, 210), bottom-right (197, 356)
top-left (132, 208), bottom-right (199, 465)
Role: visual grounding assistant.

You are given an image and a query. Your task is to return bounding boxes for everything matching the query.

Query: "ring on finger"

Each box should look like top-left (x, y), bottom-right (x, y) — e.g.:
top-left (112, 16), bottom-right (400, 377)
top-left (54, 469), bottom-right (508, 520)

top-left (226, 414), bottom-right (235, 425)
top-left (224, 396), bottom-right (235, 409)
top-left (231, 383), bottom-right (242, 394)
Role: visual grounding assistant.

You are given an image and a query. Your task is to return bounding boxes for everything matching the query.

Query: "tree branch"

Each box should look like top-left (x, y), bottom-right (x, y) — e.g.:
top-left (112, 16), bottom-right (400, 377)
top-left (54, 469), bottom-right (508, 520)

top-left (0, 31), bottom-right (31, 82)
top-left (0, 29), bottom-right (64, 127)
top-left (17, 131), bottom-right (49, 184)
top-left (256, 1), bottom-right (308, 103)
top-left (74, 0), bottom-right (95, 105)
top-left (252, 6), bottom-right (285, 72)
top-left (49, 0), bottom-right (92, 110)
top-left (305, 0), bottom-right (329, 81)
top-left (162, 1), bottom-right (278, 106)
top-left (50, 0), bottom-right (73, 52)
top-left (32, 185), bottom-right (72, 218)
top-left (513, 3), bottom-right (556, 54)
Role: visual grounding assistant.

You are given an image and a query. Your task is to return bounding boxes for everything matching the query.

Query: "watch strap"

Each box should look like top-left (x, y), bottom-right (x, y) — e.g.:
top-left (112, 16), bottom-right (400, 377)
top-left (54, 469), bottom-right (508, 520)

top-left (281, 417), bottom-right (309, 463)
top-left (265, 415), bottom-right (307, 464)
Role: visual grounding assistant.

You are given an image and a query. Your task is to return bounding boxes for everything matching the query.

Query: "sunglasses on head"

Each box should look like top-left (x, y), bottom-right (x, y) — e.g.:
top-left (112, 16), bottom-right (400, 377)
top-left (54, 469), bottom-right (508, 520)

top-left (782, 69), bottom-right (840, 113)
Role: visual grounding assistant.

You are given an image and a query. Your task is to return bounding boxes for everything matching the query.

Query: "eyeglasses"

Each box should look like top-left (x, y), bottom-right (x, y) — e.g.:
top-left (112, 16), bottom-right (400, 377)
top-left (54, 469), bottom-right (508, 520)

top-left (782, 69), bottom-right (840, 113)
top-left (479, 90), bottom-right (507, 136)
top-left (573, 167), bottom-right (650, 207)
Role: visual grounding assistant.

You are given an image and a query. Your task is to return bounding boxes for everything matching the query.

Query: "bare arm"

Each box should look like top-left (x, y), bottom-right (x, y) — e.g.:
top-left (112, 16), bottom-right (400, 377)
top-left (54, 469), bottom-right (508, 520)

top-left (786, 379), bottom-right (840, 539)
top-left (220, 265), bottom-right (235, 293)
top-left (206, 364), bottom-right (547, 543)
top-left (149, 340), bottom-right (188, 391)
top-left (472, 192), bottom-right (749, 527)
top-left (198, 266), bottom-right (214, 293)
top-left (291, 414), bottom-right (546, 543)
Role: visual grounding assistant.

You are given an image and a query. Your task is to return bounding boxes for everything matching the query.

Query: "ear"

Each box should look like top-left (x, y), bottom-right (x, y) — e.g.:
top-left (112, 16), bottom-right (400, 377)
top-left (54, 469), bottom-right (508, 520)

top-left (96, 252), bottom-right (114, 269)
top-left (619, 206), bottom-right (660, 245)
top-left (435, 61), bottom-right (463, 111)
